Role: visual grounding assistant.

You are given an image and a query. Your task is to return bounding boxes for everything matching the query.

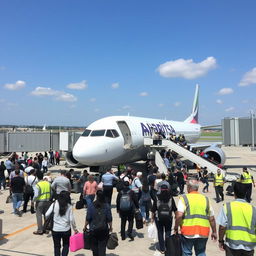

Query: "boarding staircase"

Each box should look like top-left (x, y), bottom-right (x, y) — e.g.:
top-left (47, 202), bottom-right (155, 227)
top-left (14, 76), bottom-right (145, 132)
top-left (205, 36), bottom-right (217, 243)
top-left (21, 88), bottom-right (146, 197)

top-left (144, 138), bottom-right (226, 176)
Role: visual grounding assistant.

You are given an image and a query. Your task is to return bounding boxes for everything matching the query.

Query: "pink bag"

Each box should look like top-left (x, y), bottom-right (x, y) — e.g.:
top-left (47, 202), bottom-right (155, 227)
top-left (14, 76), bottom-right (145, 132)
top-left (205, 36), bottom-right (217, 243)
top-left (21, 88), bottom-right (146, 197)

top-left (69, 233), bottom-right (84, 252)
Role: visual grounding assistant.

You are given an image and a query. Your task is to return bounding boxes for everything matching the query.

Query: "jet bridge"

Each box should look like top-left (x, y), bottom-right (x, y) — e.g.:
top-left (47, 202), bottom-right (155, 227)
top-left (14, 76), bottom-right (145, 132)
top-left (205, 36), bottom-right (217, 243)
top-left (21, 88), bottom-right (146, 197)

top-left (144, 138), bottom-right (235, 180)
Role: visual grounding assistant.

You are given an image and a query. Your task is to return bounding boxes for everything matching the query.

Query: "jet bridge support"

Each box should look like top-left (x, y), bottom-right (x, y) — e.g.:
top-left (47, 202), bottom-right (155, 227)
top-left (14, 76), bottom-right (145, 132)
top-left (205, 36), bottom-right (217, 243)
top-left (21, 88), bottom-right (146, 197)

top-left (144, 138), bottom-right (228, 177)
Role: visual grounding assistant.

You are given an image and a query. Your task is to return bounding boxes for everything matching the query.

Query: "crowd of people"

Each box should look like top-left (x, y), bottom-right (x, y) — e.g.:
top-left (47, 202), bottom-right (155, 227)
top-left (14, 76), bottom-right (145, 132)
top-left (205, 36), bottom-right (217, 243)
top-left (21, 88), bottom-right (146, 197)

top-left (1, 150), bottom-right (256, 256)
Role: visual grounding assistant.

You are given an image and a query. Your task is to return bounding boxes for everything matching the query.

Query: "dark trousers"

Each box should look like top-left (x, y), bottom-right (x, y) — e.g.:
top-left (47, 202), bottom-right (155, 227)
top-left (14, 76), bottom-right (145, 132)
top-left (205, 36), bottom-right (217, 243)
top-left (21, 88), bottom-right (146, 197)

top-left (23, 192), bottom-right (34, 212)
top-left (245, 184), bottom-right (252, 203)
top-left (91, 235), bottom-right (108, 256)
top-left (225, 246), bottom-right (254, 256)
top-left (155, 219), bottom-right (172, 252)
top-left (178, 182), bottom-right (184, 194)
top-left (150, 188), bottom-right (157, 202)
top-left (52, 229), bottom-right (71, 256)
top-left (215, 186), bottom-right (224, 202)
top-left (0, 177), bottom-right (6, 189)
top-left (120, 212), bottom-right (134, 239)
top-left (203, 179), bottom-right (209, 192)
top-left (103, 185), bottom-right (113, 205)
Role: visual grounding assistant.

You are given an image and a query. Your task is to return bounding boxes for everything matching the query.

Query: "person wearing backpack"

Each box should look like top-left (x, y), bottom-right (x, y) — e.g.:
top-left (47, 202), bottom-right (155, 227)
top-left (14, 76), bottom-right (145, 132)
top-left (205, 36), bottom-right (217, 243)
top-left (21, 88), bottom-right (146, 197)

top-left (151, 184), bottom-right (177, 254)
top-left (116, 181), bottom-right (139, 241)
top-left (84, 190), bottom-right (112, 256)
top-left (139, 183), bottom-right (151, 224)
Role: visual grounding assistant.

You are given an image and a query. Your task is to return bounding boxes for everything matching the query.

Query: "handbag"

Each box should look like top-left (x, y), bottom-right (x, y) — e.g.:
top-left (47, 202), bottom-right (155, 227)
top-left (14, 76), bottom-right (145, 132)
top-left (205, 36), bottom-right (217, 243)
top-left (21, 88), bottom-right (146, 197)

top-left (147, 223), bottom-right (157, 240)
top-left (70, 232), bottom-right (84, 252)
top-left (165, 234), bottom-right (182, 256)
top-left (135, 211), bottom-right (143, 229)
top-left (25, 176), bottom-right (36, 194)
top-left (43, 201), bottom-right (55, 231)
top-left (107, 232), bottom-right (119, 250)
top-left (83, 230), bottom-right (91, 250)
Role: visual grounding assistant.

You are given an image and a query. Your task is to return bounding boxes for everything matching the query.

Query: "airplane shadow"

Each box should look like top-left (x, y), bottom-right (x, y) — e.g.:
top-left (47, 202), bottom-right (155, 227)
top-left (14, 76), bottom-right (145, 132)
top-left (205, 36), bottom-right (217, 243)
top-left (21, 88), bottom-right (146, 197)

top-left (0, 234), bottom-right (8, 246)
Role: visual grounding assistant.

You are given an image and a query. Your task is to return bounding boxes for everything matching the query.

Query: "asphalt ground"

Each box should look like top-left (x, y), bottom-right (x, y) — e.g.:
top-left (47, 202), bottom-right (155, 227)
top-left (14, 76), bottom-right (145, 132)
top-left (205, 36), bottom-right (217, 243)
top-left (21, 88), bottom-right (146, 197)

top-left (0, 146), bottom-right (256, 256)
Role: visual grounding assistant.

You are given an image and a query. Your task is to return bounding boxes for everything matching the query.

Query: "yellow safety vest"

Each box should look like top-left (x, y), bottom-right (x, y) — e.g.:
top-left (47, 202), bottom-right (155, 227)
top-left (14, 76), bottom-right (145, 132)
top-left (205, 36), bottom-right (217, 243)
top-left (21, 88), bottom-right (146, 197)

top-left (241, 172), bottom-right (252, 184)
top-left (36, 181), bottom-right (51, 201)
top-left (180, 192), bottom-right (210, 238)
top-left (214, 174), bottom-right (224, 187)
top-left (225, 201), bottom-right (256, 247)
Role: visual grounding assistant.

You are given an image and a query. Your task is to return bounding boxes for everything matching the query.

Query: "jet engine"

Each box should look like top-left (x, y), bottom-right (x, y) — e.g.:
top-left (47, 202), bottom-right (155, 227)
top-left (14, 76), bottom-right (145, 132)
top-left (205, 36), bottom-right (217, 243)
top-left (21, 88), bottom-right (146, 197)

top-left (64, 151), bottom-right (87, 168)
top-left (203, 146), bottom-right (226, 165)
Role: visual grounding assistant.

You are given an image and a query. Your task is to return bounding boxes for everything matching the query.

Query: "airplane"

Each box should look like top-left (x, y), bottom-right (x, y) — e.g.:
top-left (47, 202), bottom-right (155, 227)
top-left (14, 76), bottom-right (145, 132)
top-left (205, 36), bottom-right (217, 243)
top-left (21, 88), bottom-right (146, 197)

top-left (66, 84), bottom-right (226, 171)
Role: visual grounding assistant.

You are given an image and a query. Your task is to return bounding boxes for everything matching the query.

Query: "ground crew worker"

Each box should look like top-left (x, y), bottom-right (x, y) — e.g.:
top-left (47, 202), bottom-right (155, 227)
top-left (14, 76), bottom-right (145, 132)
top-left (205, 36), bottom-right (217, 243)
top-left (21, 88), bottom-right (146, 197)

top-left (174, 178), bottom-right (217, 256)
top-left (214, 169), bottom-right (225, 203)
top-left (240, 167), bottom-right (255, 203)
top-left (217, 182), bottom-right (256, 256)
top-left (33, 171), bottom-right (52, 235)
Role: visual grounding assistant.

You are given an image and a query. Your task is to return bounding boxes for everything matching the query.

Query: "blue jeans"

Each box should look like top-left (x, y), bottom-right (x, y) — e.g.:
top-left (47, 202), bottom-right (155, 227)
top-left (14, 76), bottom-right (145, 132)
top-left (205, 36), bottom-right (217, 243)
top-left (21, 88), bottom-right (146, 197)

top-left (181, 235), bottom-right (208, 256)
top-left (12, 193), bottom-right (23, 212)
top-left (84, 194), bottom-right (95, 206)
top-left (0, 176), bottom-right (6, 189)
top-left (140, 201), bottom-right (150, 221)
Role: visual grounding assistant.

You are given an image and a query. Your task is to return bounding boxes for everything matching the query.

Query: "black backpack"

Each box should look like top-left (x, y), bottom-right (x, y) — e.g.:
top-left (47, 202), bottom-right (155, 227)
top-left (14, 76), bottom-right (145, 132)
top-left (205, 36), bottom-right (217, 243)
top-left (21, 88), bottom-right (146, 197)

top-left (119, 190), bottom-right (132, 212)
top-left (91, 207), bottom-right (107, 233)
top-left (157, 199), bottom-right (172, 223)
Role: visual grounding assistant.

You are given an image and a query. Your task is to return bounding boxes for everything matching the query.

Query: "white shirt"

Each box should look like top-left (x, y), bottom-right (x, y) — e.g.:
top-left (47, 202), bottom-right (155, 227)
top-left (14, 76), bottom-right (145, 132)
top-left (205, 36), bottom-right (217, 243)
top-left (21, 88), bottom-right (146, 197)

top-left (25, 166), bottom-right (34, 174)
top-left (45, 201), bottom-right (77, 232)
top-left (25, 175), bottom-right (38, 188)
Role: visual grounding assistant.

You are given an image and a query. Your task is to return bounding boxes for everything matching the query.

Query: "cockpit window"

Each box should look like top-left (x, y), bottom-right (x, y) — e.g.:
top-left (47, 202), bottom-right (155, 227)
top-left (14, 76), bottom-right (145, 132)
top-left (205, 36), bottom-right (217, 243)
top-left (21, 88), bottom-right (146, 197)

top-left (111, 130), bottom-right (119, 138)
top-left (90, 130), bottom-right (106, 136)
top-left (82, 129), bottom-right (91, 137)
top-left (106, 129), bottom-right (119, 138)
top-left (106, 130), bottom-right (114, 138)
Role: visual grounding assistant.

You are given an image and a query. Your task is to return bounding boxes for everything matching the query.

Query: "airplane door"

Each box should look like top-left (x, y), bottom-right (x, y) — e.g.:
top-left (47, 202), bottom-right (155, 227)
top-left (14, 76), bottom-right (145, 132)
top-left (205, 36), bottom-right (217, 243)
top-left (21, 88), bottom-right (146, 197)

top-left (117, 121), bottom-right (132, 149)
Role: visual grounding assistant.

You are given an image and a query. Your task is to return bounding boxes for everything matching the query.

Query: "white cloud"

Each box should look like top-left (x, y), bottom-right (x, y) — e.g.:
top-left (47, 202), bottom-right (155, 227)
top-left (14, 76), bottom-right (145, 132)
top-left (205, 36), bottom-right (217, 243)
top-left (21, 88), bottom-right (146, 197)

top-left (157, 56), bottom-right (217, 79)
top-left (239, 67), bottom-right (256, 86)
top-left (31, 87), bottom-right (77, 102)
top-left (225, 107), bottom-right (235, 112)
top-left (31, 87), bottom-right (57, 96)
top-left (4, 80), bottom-right (26, 90)
top-left (111, 82), bottom-right (119, 89)
top-left (56, 93), bottom-right (77, 102)
top-left (90, 98), bottom-right (96, 102)
top-left (66, 80), bottom-right (87, 90)
top-left (218, 88), bottom-right (234, 95)
top-left (173, 102), bottom-right (181, 107)
top-left (140, 92), bottom-right (148, 97)
top-left (122, 105), bottom-right (131, 110)
top-left (158, 103), bottom-right (164, 107)
top-left (216, 99), bottom-right (223, 104)
top-left (242, 99), bottom-right (249, 104)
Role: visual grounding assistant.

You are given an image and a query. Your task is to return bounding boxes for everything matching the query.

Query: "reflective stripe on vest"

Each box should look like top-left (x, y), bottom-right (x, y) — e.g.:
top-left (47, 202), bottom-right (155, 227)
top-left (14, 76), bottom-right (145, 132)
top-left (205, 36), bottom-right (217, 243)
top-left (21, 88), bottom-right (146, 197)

top-left (36, 181), bottom-right (51, 201)
top-left (225, 201), bottom-right (256, 246)
top-left (241, 172), bottom-right (252, 184)
top-left (181, 193), bottom-right (210, 238)
top-left (214, 174), bottom-right (224, 186)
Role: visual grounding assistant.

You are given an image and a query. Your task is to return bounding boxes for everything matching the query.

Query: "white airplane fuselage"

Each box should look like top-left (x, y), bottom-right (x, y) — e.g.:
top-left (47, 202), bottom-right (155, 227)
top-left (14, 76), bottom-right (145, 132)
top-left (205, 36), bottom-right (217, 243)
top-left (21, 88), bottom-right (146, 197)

top-left (72, 116), bottom-right (201, 166)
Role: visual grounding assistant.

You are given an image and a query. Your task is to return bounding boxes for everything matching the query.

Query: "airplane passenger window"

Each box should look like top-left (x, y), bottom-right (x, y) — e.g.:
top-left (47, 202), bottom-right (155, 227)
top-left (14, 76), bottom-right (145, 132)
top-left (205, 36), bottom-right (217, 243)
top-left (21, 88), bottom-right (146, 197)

top-left (90, 130), bottom-right (106, 136)
top-left (82, 129), bottom-right (91, 136)
top-left (111, 130), bottom-right (119, 138)
top-left (106, 130), bottom-right (114, 138)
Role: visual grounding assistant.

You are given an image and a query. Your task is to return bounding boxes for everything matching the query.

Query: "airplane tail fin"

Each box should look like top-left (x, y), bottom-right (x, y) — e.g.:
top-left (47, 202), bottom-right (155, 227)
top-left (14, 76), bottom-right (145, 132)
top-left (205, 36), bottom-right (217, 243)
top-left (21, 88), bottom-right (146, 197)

top-left (184, 84), bottom-right (199, 124)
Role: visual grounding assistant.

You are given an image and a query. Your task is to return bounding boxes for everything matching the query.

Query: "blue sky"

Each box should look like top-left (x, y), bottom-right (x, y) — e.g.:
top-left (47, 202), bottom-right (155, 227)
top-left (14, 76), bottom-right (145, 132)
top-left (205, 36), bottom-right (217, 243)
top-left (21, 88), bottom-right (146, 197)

top-left (0, 0), bottom-right (256, 126)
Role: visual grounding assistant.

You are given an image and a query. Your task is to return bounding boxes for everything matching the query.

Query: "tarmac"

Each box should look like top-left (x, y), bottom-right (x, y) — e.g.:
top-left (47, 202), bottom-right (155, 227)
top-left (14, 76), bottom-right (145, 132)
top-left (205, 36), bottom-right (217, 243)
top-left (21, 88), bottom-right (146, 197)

top-left (0, 146), bottom-right (256, 256)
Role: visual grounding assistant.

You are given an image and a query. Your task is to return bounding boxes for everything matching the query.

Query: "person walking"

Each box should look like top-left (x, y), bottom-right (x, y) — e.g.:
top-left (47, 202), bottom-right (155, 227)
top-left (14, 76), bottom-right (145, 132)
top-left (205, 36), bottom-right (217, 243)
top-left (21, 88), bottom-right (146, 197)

top-left (84, 190), bottom-right (112, 256)
top-left (116, 181), bottom-right (139, 240)
top-left (101, 169), bottom-right (119, 205)
top-left (42, 157), bottom-right (49, 174)
top-left (51, 170), bottom-right (71, 198)
top-left (0, 161), bottom-right (6, 190)
top-left (10, 169), bottom-right (25, 217)
top-left (46, 191), bottom-right (78, 256)
top-left (217, 182), bottom-right (256, 256)
top-left (214, 169), bottom-right (225, 203)
top-left (202, 167), bottom-right (209, 193)
top-left (151, 184), bottom-right (177, 254)
top-left (174, 178), bottom-right (217, 256)
top-left (240, 167), bottom-right (255, 203)
top-left (175, 168), bottom-right (185, 194)
top-left (131, 171), bottom-right (143, 201)
top-left (23, 168), bottom-right (37, 214)
top-left (33, 171), bottom-right (52, 235)
top-left (139, 183), bottom-right (152, 224)
top-left (83, 174), bottom-right (98, 205)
